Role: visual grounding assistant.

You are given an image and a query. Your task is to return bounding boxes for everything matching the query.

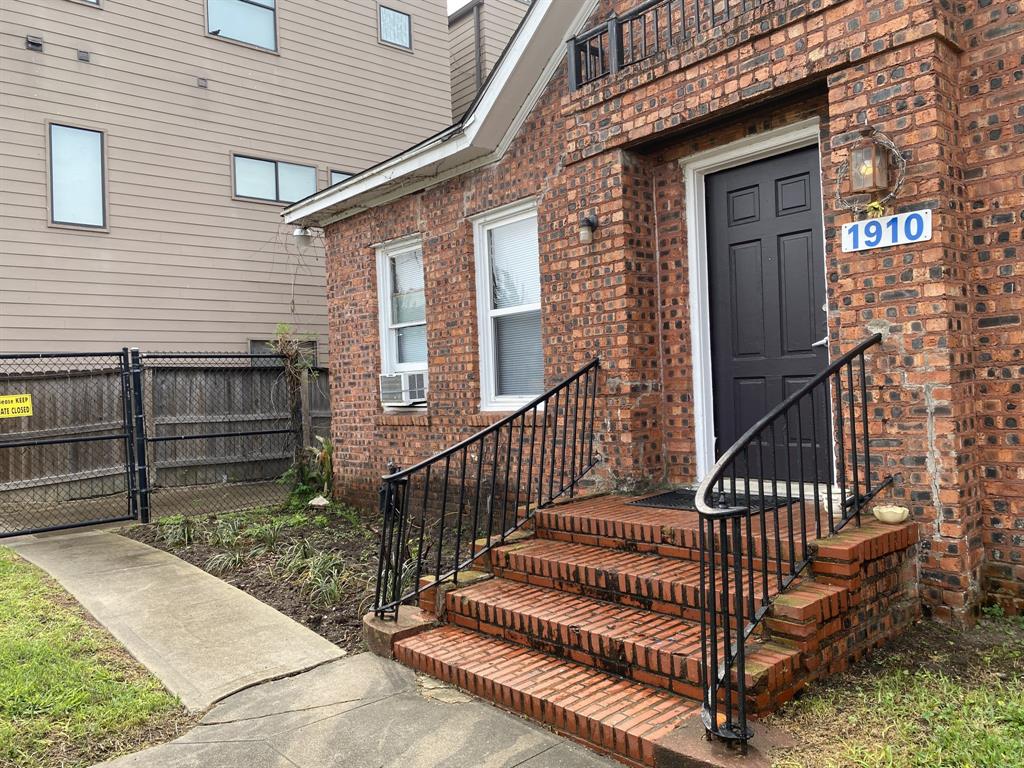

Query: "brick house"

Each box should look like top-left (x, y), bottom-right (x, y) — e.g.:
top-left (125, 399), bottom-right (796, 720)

top-left (285, 0), bottom-right (1022, 761)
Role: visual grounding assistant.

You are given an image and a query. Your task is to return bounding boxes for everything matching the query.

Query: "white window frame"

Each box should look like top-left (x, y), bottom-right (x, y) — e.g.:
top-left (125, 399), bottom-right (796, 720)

top-left (376, 235), bottom-right (428, 377)
top-left (471, 198), bottom-right (542, 412)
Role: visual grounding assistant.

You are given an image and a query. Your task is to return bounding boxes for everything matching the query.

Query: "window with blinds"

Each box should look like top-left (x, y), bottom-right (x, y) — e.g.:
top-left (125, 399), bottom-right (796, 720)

top-left (377, 238), bottom-right (427, 374)
top-left (474, 202), bottom-right (544, 410)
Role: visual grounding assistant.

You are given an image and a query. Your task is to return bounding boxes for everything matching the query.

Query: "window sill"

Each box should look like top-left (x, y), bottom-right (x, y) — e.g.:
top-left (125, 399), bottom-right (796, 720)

top-left (205, 32), bottom-right (280, 56)
top-left (48, 220), bottom-right (109, 234)
top-left (376, 409), bottom-right (430, 428)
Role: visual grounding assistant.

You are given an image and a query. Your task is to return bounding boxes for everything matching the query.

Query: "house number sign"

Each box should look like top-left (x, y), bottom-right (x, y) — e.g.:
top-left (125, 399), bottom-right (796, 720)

top-left (0, 394), bottom-right (33, 419)
top-left (840, 209), bottom-right (932, 253)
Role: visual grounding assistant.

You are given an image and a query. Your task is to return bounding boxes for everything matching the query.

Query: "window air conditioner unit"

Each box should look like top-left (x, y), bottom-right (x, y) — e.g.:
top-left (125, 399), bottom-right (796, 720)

top-left (379, 371), bottom-right (428, 406)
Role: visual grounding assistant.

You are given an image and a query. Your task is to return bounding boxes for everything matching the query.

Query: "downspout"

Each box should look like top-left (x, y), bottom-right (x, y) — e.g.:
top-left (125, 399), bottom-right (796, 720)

top-left (473, 3), bottom-right (484, 97)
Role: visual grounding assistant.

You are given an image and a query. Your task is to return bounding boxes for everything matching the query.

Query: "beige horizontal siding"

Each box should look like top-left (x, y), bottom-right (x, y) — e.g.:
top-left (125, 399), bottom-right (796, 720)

top-left (0, 0), bottom-right (451, 357)
top-left (481, 0), bottom-right (528, 72)
top-left (449, 10), bottom-right (479, 121)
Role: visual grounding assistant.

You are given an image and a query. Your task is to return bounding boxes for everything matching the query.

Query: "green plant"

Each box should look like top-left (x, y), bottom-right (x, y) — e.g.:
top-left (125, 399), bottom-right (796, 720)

top-left (207, 517), bottom-right (243, 549)
top-left (982, 603), bottom-right (1006, 620)
top-left (243, 519), bottom-right (286, 547)
top-left (280, 512), bottom-right (310, 529)
top-left (278, 538), bottom-right (316, 576)
top-left (205, 550), bottom-right (247, 575)
top-left (313, 514), bottom-right (329, 528)
top-left (300, 551), bottom-right (359, 608)
top-left (156, 515), bottom-right (197, 547)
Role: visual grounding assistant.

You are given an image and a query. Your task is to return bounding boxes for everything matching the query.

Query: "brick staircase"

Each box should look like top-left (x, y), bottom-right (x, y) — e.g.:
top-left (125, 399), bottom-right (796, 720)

top-left (383, 494), bottom-right (918, 766)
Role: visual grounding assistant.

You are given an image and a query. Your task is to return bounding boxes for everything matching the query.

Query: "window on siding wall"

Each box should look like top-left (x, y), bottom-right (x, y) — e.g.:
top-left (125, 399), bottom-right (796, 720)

top-left (208, 0), bottom-right (277, 51)
top-left (377, 238), bottom-right (427, 374)
top-left (49, 124), bottom-right (105, 228)
top-left (379, 6), bottom-right (411, 49)
top-left (330, 170), bottom-right (352, 185)
top-left (233, 155), bottom-right (316, 203)
top-left (474, 202), bottom-right (543, 410)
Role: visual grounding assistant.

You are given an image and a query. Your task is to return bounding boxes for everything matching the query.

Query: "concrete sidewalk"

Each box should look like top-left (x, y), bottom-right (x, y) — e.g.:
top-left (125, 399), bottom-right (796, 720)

top-left (6, 528), bottom-right (344, 711)
top-left (96, 653), bottom-right (617, 768)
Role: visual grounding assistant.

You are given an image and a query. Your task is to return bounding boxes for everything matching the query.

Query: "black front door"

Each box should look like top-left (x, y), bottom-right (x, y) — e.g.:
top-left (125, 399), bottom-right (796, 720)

top-left (706, 145), bottom-right (830, 479)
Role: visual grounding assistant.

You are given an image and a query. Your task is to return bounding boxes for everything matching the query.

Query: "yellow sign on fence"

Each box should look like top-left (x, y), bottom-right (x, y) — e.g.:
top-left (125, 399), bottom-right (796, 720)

top-left (0, 394), bottom-right (33, 419)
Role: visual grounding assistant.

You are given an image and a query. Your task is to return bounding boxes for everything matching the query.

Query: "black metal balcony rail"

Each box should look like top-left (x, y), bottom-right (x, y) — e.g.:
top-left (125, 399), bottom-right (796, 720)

top-left (568, 0), bottom-right (768, 90)
top-left (694, 333), bottom-right (892, 747)
top-left (374, 359), bottom-right (600, 620)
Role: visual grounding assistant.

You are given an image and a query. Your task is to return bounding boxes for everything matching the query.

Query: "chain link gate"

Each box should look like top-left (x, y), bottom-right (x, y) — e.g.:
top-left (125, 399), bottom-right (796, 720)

top-left (0, 351), bottom-right (138, 536)
top-left (1, 348), bottom-right (329, 538)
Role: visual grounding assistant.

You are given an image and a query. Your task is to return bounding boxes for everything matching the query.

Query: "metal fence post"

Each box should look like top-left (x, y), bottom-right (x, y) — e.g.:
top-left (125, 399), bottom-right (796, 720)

top-left (129, 348), bottom-right (151, 524)
top-left (120, 348), bottom-right (139, 520)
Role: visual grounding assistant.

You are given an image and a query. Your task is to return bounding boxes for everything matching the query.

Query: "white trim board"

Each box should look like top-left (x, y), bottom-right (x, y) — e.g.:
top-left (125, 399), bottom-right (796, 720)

top-left (680, 118), bottom-right (824, 480)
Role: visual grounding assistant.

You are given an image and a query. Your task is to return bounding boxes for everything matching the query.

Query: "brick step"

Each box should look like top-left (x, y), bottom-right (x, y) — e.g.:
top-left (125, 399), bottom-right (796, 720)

top-left (536, 494), bottom-right (812, 566)
top-left (394, 625), bottom-right (700, 766)
top-left (491, 538), bottom-right (779, 621)
top-left (446, 576), bottom-right (801, 702)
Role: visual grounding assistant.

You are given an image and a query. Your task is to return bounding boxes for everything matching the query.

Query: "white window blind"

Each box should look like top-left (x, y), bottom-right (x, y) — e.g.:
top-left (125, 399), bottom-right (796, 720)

top-left (377, 240), bottom-right (427, 374)
top-left (475, 204), bottom-right (543, 408)
top-left (391, 249), bottom-right (426, 365)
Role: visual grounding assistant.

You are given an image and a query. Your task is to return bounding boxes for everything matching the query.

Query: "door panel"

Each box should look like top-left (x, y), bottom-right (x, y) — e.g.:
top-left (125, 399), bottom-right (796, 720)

top-left (707, 145), bottom-right (830, 481)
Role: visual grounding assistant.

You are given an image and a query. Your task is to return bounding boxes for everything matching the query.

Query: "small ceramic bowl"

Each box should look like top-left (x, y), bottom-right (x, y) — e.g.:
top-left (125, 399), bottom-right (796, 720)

top-left (873, 504), bottom-right (910, 524)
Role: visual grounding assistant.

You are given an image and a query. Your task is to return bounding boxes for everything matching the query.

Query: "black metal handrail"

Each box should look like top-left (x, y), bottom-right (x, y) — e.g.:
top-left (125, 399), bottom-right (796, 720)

top-left (373, 359), bottom-right (601, 620)
top-left (695, 334), bottom-right (892, 746)
top-left (568, 0), bottom-right (768, 90)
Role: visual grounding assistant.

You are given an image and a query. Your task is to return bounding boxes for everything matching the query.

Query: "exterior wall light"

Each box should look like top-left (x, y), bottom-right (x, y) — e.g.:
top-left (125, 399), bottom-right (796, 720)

top-left (835, 127), bottom-right (907, 218)
top-left (849, 140), bottom-right (889, 194)
top-left (578, 213), bottom-right (598, 245)
top-left (292, 226), bottom-right (313, 249)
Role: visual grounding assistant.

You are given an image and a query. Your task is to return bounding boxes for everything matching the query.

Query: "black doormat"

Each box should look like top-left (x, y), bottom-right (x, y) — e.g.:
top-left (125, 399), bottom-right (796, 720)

top-left (629, 488), bottom-right (799, 512)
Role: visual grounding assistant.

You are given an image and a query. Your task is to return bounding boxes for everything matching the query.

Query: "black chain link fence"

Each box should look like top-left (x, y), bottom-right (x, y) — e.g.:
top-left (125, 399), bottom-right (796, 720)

top-left (0, 352), bottom-right (136, 536)
top-left (0, 349), bottom-right (332, 537)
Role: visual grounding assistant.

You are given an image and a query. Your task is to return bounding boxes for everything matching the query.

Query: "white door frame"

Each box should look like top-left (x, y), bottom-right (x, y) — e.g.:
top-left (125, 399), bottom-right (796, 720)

top-left (680, 118), bottom-right (825, 480)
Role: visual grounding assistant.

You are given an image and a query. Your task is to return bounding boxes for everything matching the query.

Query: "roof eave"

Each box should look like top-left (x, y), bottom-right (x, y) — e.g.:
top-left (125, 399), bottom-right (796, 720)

top-left (283, 0), bottom-right (596, 229)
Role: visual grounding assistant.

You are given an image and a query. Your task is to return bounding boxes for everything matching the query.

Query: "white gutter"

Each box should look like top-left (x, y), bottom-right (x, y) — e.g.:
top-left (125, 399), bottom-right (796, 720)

top-left (283, 0), bottom-right (596, 229)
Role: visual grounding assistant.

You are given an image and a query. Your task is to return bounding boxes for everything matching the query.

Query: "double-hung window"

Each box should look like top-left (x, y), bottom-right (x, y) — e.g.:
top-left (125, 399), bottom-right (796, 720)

top-left (208, 0), bottom-right (277, 51)
top-left (377, 238), bottom-right (427, 375)
top-left (233, 155), bottom-right (316, 203)
top-left (49, 123), bottom-right (106, 228)
top-left (473, 201), bottom-right (543, 410)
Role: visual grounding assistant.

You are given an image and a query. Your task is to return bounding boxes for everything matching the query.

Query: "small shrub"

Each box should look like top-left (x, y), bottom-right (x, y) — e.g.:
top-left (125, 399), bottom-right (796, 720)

top-left (278, 538), bottom-right (316, 576)
top-left (157, 515), bottom-right (197, 547)
top-left (205, 549), bottom-right (247, 575)
top-left (207, 518), bottom-right (243, 549)
top-left (280, 512), bottom-right (310, 529)
top-left (243, 519), bottom-right (286, 547)
top-left (313, 514), bottom-right (329, 528)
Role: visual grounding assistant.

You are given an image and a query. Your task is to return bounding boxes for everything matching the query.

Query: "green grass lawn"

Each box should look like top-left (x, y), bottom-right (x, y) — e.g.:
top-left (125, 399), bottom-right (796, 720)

top-left (0, 547), bottom-right (189, 768)
top-left (769, 614), bottom-right (1024, 768)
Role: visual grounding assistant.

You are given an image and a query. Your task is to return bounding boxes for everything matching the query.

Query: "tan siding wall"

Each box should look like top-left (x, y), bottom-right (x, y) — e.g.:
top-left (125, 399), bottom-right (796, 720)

top-left (0, 0), bottom-right (451, 357)
top-left (449, 10), bottom-right (478, 121)
top-left (448, 0), bottom-right (527, 123)
top-left (480, 0), bottom-right (528, 73)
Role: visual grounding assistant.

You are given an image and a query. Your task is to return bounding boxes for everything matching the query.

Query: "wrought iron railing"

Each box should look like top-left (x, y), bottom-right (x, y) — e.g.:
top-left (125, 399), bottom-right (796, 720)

top-left (374, 359), bottom-right (601, 620)
top-left (568, 0), bottom-right (768, 89)
top-left (695, 334), bottom-right (892, 746)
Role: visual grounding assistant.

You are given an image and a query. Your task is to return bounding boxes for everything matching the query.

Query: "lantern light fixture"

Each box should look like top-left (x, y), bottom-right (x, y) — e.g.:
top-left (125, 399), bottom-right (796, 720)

top-left (578, 213), bottom-right (598, 245)
top-left (849, 139), bottom-right (889, 194)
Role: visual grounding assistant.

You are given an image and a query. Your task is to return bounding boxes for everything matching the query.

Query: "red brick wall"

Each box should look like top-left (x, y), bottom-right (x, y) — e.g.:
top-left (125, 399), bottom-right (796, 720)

top-left (322, 0), bottom-right (1021, 619)
top-left (959, 0), bottom-right (1024, 614)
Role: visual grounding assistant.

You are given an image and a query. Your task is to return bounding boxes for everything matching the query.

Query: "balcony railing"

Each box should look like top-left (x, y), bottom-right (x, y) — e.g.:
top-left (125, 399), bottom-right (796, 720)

top-left (568, 0), bottom-right (768, 90)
